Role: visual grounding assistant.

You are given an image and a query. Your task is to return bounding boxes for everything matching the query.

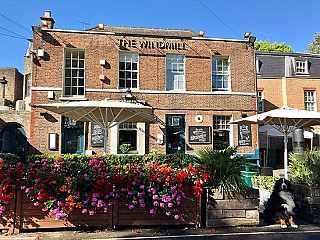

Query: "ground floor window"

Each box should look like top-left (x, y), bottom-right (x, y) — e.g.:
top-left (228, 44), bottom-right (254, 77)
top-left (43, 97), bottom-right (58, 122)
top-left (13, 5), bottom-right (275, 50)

top-left (213, 115), bottom-right (231, 150)
top-left (61, 116), bottom-right (84, 154)
top-left (166, 114), bottom-right (185, 154)
top-left (118, 122), bottom-right (137, 152)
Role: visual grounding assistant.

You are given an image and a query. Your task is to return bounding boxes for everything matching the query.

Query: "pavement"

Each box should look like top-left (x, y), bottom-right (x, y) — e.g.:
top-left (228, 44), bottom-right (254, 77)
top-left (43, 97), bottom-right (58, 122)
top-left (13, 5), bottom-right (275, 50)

top-left (1, 218), bottom-right (319, 240)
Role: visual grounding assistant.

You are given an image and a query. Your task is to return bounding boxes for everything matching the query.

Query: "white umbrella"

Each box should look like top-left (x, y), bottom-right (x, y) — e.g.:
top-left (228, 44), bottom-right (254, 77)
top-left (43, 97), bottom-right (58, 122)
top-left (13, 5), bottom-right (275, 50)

top-left (34, 99), bottom-right (156, 154)
top-left (230, 106), bottom-right (320, 179)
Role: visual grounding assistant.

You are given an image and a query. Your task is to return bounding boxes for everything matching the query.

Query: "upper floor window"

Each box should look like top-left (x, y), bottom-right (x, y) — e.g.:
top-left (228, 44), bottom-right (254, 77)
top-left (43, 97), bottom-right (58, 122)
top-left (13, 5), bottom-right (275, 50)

top-left (166, 54), bottom-right (185, 90)
top-left (296, 60), bottom-right (309, 74)
top-left (25, 73), bottom-right (31, 97)
top-left (304, 90), bottom-right (316, 111)
top-left (64, 49), bottom-right (85, 96)
top-left (212, 56), bottom-right (230, 91)
top-left (257, 90), bottom-right (264, 113)
top-left (119, 52), bottom-right (138, 89)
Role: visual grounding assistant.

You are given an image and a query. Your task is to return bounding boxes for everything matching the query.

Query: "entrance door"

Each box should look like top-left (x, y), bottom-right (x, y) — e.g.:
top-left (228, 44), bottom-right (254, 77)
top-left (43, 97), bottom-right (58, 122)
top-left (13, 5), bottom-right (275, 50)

top-left (61, 116), bottom-right (84, 154)
top-left (0, 124), bottom-right (28, 161)
top-left (166, 114), bottom-right (185, 154)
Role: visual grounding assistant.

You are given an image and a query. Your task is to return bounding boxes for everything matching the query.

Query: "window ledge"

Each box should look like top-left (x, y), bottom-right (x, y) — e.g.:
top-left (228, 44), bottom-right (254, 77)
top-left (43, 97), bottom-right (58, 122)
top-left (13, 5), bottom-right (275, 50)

top-left (59, 96), bottom-right (88, 101)
top-left (295, 72), bottom-right (310, 76)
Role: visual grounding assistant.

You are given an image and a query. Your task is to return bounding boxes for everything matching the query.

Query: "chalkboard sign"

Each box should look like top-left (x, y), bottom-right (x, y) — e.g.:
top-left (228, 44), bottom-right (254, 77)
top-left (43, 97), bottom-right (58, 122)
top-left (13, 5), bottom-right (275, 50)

top-left (238, 124), bottom-right (252, 146)
top-left (91, 123), bottom-right (104, 147)
top-left (189, 126), bottom-right (211, 144)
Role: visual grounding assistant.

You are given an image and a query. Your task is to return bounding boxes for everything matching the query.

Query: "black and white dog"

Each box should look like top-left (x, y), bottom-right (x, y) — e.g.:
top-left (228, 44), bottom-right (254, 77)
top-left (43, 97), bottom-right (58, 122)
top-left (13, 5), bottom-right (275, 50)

top-left (263, 178), bottom-right (298, 228)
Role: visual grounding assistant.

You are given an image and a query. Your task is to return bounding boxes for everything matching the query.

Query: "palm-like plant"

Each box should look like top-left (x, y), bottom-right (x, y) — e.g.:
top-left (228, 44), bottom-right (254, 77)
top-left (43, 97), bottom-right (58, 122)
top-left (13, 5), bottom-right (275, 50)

top-left (195, 146), bottom-right (248, 198)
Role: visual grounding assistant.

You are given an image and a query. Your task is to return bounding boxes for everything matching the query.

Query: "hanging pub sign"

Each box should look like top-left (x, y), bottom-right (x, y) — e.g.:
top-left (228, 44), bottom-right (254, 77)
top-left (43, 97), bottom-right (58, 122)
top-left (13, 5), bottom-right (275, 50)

top-left (238, 124), bottom-right (252, 146)
top-left (91, 123), bottom-right (104, 147)
top-left (189, 126), bottom-right (211, 144)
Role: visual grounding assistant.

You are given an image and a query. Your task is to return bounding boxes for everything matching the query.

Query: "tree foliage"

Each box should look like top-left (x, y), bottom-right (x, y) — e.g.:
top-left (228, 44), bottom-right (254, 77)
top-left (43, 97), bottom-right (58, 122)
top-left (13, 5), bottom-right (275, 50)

top-left (308, 32), bottom-right (320, 54)
top-left (254, 40), bottom-right (293, 52)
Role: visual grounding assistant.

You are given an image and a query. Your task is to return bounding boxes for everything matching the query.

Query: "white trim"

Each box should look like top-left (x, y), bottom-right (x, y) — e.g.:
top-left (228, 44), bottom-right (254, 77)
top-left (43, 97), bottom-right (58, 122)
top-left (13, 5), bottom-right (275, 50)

top-left (31, 87), bottom-right (255, 96)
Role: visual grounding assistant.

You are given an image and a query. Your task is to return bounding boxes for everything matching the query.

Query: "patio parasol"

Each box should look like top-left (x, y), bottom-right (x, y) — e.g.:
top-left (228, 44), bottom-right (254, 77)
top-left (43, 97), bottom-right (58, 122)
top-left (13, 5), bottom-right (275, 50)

top-left (34, 98), bottom-right (156, 154)
top-left (230, 106), bottom-right (320, 179)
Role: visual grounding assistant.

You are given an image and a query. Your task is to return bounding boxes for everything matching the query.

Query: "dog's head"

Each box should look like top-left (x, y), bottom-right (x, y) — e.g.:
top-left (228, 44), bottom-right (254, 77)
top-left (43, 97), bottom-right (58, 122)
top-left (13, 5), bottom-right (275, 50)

top-left (274, 178), bottom-right (292, 192)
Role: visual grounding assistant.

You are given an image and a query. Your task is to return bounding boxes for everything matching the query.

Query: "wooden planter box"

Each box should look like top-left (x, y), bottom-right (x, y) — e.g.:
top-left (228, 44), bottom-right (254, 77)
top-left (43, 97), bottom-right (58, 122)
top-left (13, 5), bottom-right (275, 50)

top-left (0, 198), bottom-right (15, 233)
top-left (203, 188), bottom-right (259, 227)
top-left (293, 184), bottom-right (320, 223)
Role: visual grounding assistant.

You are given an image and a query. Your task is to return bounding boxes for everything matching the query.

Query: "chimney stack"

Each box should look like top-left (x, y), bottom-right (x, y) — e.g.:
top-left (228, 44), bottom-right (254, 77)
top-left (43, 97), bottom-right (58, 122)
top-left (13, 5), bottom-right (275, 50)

top-left (40, 10), bottom-right (55, 29)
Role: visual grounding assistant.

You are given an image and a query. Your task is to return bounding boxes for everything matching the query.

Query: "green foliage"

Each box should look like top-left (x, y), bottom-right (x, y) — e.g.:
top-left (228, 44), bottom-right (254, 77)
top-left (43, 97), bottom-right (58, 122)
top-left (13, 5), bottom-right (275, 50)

top-left (289, 149), bottom-right (320, 186)
top-left (254, 40), bottom-right (293, 52)
top-left (119, 144), bottom-right (131, 154)
top-left (251, 176), bottom-right (280, 191)
top-left (194, 147), bottom-right (249, 198)
top-left (0, 153), bottom-right (20, 164)
top-left (308, 32), bottom-right (320, 54)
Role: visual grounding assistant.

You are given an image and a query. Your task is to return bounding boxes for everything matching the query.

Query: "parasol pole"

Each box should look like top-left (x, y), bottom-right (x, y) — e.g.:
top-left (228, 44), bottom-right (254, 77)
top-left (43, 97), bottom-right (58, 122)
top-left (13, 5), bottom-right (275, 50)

top-left (103, 108), bottom-right (108, 155)
top-left (284, 118), bottom-right (288, 179)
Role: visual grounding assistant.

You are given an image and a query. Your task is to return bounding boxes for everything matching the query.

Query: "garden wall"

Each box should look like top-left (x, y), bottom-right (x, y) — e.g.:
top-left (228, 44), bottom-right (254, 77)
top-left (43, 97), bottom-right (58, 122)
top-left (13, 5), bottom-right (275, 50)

top-left (294, 184), bottom-right (320, 223)
top-left (205, 188), bottom-right (259, 227)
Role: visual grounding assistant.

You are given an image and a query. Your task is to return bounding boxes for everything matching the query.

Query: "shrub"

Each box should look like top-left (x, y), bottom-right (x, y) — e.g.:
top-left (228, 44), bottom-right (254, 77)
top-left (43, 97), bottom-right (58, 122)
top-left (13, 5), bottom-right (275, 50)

top-left (194, 146), bottom-right (249, 197)
top-left (119, 144), bottom-right (131, 154)
top-left (289, 149), bottom-right (320, 186)
top-left (251, 176), bottom-right (280, 191)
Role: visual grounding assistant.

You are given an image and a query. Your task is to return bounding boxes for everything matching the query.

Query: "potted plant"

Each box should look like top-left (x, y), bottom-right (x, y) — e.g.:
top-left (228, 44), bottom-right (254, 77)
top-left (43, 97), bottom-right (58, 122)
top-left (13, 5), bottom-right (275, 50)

top-left (195, 147), bottom-right (259, 227)
top-left (289, 149), bottom-right (320, 223)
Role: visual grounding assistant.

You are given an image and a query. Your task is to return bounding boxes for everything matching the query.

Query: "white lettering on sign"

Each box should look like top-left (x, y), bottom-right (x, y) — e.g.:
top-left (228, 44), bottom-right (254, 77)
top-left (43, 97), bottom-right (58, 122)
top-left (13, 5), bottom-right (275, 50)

top-left (118, 39), bottom-right (187, 50)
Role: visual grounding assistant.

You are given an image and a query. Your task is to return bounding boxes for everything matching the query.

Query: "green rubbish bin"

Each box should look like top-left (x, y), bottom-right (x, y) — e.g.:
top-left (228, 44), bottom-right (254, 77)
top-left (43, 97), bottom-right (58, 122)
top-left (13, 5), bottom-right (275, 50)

top-left (241, 165), bottom-right (257, 187)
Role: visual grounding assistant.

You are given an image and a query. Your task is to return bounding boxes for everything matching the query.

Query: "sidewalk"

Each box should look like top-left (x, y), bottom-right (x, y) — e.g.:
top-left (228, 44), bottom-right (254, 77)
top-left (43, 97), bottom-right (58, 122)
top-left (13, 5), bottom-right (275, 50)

top-left (1, 218), bottom-right (319, 240)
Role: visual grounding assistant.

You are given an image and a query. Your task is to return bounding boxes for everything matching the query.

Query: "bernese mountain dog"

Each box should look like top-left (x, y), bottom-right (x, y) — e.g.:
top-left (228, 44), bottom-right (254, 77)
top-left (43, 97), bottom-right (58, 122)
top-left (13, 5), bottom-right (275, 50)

top-left (263, 178), bottom-right (298, 228)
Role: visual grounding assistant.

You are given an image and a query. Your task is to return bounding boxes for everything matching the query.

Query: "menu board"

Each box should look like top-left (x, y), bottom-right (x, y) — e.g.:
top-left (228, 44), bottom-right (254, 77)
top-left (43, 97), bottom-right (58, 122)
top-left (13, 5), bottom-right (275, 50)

top-left (91, 123), bottom-right (104, 147)
top-left (238, 124), bottom-right (252, 146)
top-left (189, 126), bottom-right (211, 144)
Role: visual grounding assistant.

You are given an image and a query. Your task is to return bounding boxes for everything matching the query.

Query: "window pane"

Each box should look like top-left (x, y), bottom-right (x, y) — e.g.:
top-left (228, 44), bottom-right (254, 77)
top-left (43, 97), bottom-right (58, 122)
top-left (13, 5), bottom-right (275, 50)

top-left (126, 80), bottom-right (131, 88)
top-left (119, 71), bottom-right (125, 78)
top-left (65, 70), bottom-right (71, 77)
top-left (71, 87), bottom-right (77, 95)
top-left (132, 80), bottom-right (137, 88)
top-left (78, 87), bottom-right (84, 95)
top-left (119, 79), bottom-right (125, 88)
top-left (72, 59), bottom-right (78, 68)
top-left (65, 78), bottom-right (71, 86)
top-left (126, 62), bottom-right (131, 70)
top-left (79, 69), bottom-right (84, 77)
top-left (132, 63), bottom-right (137, 70)
top-left (72, 78), bottom-right (77, 86)
top-left (79, 60), bottom-right (84, 68)
top-left (65, 59), bottom-right (71, 68)
top-left (119, 62), bottom-right (125, 70)
top-left (72, 70), bottom-right (78, 77)
top-left (132, 72), bottom-right (137, 79)
top-left (65, 87), bottom-right (71, 95)
top-left (126, 72), bottom-right (131, 79)
top-left (78, 78), bottom-right (84, 86)
top-left (132, 54), bottom-right (138, 62)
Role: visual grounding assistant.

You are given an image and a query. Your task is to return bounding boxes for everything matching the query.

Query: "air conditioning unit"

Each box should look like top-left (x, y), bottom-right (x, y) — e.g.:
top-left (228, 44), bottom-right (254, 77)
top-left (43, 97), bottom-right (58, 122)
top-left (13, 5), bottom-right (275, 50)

top-left (15, 100), bottom-right (25, 111)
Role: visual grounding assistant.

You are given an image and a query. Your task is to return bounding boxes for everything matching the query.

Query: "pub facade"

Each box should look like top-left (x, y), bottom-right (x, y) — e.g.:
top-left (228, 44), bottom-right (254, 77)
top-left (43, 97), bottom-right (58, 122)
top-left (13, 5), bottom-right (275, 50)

top-left (28, 11), bottom-right (258, 157)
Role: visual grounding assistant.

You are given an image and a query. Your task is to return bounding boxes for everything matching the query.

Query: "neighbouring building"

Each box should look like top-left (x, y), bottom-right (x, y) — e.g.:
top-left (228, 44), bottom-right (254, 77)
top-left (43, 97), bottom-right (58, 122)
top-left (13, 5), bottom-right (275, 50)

top-left (27, 11), bottom-right (258, 157)
top-left (256, 51), bottom-right (320, 168)
top-left (0, 67), bottom-right (29, 161)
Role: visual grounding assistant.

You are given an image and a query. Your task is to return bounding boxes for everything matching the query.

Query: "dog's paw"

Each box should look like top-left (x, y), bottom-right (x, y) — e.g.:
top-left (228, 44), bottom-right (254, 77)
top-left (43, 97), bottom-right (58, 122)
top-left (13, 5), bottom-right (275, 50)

top-left (281, 224), bottom-right (288, 229)
top-left (291, 224), bottom-right (299, 228)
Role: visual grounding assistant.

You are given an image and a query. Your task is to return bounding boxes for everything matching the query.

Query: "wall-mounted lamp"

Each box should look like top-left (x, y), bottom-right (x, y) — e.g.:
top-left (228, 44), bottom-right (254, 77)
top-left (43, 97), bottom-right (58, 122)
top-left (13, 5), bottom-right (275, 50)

top-left (48, 133), bottom-right (58, 150)
top-left (100, 59), bottom-right (106, 66)
top-left (37, 48), bottom-right (45, 57)
top-left (98, 23), bottom-right (104, 30)
top-left (248, 36), bottom-right (257, 44)
top-left (244, 32), bottom-right (251, 38)
top-left (121, 88), bottom-right (137, 103)
top-left (198, 30), bottom-right (205, 37)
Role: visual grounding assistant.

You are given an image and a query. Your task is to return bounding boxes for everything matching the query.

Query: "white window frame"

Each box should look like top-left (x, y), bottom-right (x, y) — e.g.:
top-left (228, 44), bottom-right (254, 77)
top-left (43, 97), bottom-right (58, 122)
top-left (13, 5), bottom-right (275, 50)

top-left (295, 59), bottom-right (309, 74)
top-left (257, 90), bottom-right (264, 113)
top-left (166, 54), bottom-right (185, 91)
top-left (25, 73), bottom-right (31, 97)
top-left (63, 48), bottom-right (85, 97)
top-left (304, 90), bottom-right (316, 111)
top-left (212, 56), bottom-right (230, 91)
top-left (213, 115), bottom-right (233, 149)
top-left (118, 52), bottom-right (139, 89)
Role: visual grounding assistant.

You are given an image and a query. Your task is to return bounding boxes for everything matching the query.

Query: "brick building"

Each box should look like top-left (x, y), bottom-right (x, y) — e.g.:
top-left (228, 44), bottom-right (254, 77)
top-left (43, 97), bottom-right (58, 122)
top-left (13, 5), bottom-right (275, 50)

top-left (256, 51), bottom-right (320, 168)
top-left (28, 11), bottom-right (257, 157)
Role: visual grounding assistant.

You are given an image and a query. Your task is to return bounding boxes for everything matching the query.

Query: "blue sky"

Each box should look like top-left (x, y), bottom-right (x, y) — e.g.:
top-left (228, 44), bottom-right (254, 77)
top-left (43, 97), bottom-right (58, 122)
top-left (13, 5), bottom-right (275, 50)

top-left (1, 0), bottom-right (320, 73)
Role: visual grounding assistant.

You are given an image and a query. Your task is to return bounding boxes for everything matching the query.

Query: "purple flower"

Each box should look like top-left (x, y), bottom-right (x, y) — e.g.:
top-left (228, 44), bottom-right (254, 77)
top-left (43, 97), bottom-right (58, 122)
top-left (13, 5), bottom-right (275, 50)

top-left (93, 193), bottom-right (100, 198)
top-left (168, 203), bottom-right (173, 208)
top-left (160, 202), bottom-right (165, 208)
top-left (104, 207), bottom-right (108, 213)
top-left (174, 215), bottom-right (180, 220)
top-left (82, 209), bottom-right (88, 214)
top-left (0, 206), bottom-right (6, 211)
top-left (153, 195), bottom-right (159, 200)
top-left (128, 191), bottom-right (133, 196)
top-left (89, 210), bottom-right (94, 216)
top-left (166, 212), bottom-right (171, 216)
top-left (153, 201), bottom-right (159, 206)
top-left (132, 181), bottom-right (136, 185)
top-left (140, 185), bottom-right (145, 189)
top-left (110, 192), bottom-right (114, 196)
top-left (139, 199), bottom-right (144, 204)
top-left (129, 204), bottom-right (134, 210)
top-left (92, 197), bottom-right (98, 202)
top-left (35, 178), bottom-right (40, 183)
top-left (21, 186), bottom-right (25, 190)
top-left (97, 202), bottom-right (103, 208)
top-left (104, 195), bottom-right (110, 199)
top-left (57, 201), bottom-right (62, 206)
top-left (150, 209), bottom-right (155, 214)
top-left (132, 200), bottom-right (138, 205)
top-left (137, 192), bottom-right (142, 197)
top-left (91, 202), bottom-right (96, 206)
top-left (140, 204), bottom-right (145, 208)
top-left (121, 188), bottom-right (126, 192)
top-left (84, 173), bottom-right (89, 181)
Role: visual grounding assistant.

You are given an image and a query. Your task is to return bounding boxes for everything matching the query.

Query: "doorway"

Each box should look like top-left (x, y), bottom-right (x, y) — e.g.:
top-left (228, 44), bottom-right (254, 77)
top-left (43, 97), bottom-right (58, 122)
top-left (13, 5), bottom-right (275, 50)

top-left (61, 116), bottom-right (84, 154)
top-left (166, 114), bottom-right (185, 154)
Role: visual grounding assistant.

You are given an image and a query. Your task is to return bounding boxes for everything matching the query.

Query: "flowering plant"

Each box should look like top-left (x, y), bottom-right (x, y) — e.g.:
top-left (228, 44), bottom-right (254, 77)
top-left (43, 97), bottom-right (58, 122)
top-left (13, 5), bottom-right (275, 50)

top-left (0, 154), bottom-right (24, 214)
top-left (20, 154), bottom-right (209, 220)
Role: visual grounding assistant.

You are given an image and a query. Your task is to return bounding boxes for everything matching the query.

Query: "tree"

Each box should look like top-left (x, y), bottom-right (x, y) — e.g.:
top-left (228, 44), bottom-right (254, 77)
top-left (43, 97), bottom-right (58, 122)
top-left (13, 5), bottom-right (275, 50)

top-left (254, 40), bottom-right (293, 52)
top-left (308, 32), bottom-right (320, 54)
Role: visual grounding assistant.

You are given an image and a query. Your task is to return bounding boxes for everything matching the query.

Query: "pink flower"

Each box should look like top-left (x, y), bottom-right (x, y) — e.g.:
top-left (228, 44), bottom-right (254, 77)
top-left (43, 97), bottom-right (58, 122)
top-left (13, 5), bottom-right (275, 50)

top-left (150, 209), bottom-right (155, 214)
top-left (34, 202), bottom-right (40, 207)
top-left (174, 215), bottom-right (180, 220)
top-left (89, 210), bottom-right (94, 216)
top-left (82, 209), bottom-right (88, 214)
top-left (166, 212), bottom-right (171, 216)
top-left (160, 202), bottom-right (165, 208)
top-left (153, 195), bottom-right (159, 200)
top-left (153, 201), bottom-right (159, 206)
top-left (140, 185), bottom-right (145, 189)
top-left (140, 204), bottom-right (145, 208)
top-left (168, 203), bottom-right (173, 208)
top-left (129, 204), bottom-right (134, 210)
top-left (139, 199), bottom-right (144, 204)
